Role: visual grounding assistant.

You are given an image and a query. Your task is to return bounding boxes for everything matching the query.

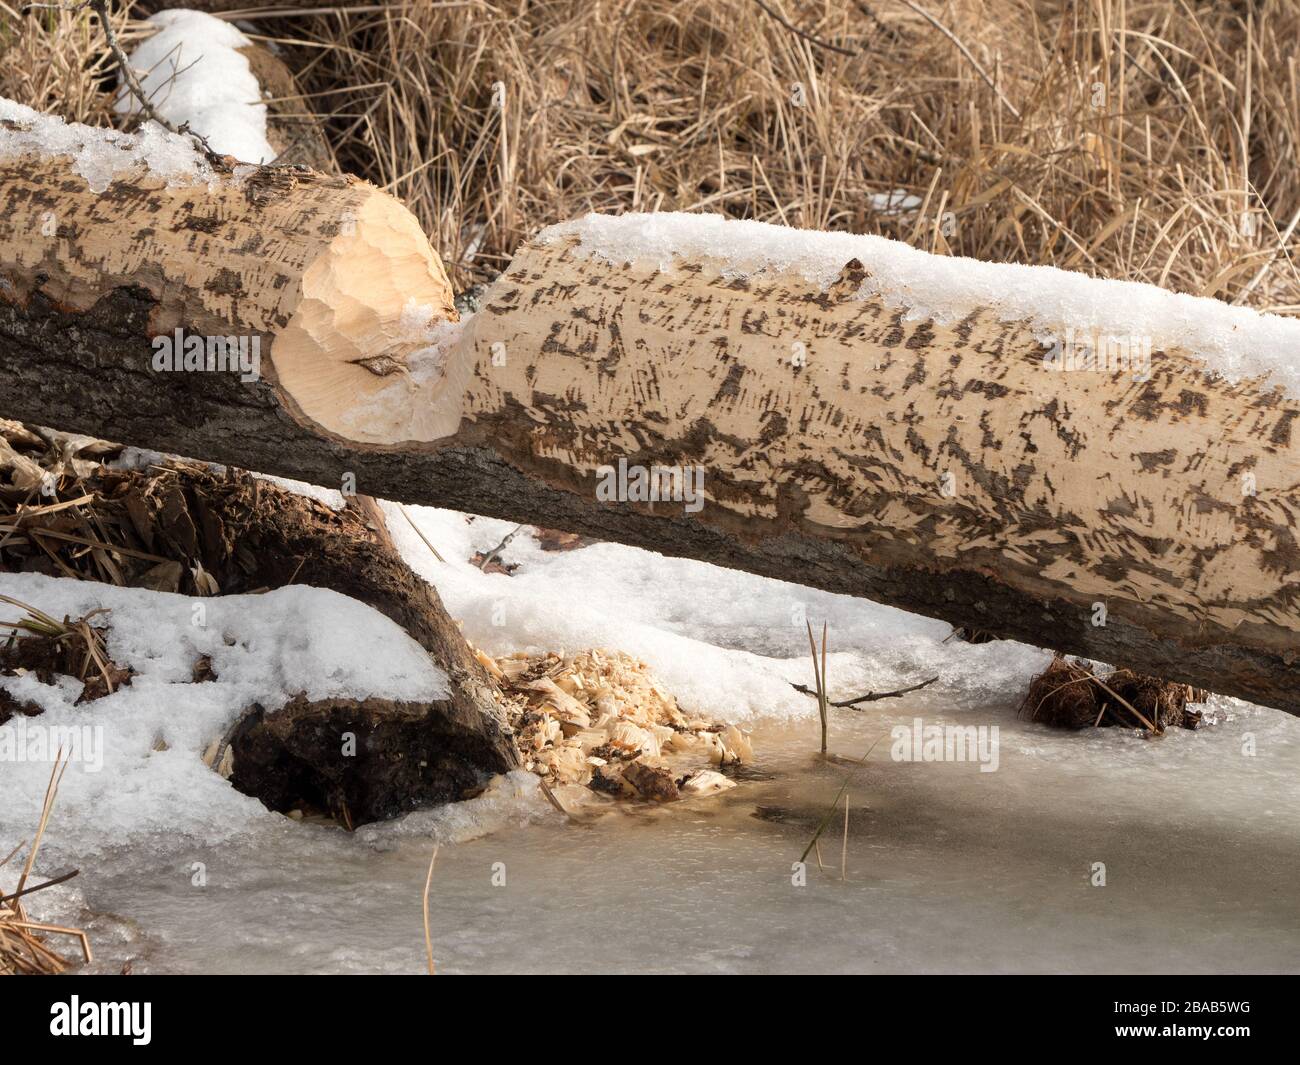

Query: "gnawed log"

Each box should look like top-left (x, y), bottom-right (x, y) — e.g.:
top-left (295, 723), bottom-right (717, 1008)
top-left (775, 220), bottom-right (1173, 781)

top-left (2, 112), bottom-right (1299, 713)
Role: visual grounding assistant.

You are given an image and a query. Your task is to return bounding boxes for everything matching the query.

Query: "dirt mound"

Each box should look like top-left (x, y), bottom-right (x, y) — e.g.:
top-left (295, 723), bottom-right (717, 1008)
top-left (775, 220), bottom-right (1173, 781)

top-left (1020, 655), bottom-right (1206, 732)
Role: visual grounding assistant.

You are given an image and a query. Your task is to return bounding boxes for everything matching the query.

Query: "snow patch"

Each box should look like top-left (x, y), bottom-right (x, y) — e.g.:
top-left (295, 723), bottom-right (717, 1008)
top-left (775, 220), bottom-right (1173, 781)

top-left (544, 212), bottom-right (1300, 396)
top-left (386, 504), bottom-right (1052, 725)
top-left (115, 10), bottom-right (275, 165)
top-left (0, 574), bottom-right (448, 848)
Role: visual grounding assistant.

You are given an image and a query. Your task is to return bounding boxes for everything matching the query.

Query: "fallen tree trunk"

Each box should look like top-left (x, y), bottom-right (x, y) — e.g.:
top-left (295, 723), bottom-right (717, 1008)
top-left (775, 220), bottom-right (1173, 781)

top-left (2, 116), bottom-right (1299, 714)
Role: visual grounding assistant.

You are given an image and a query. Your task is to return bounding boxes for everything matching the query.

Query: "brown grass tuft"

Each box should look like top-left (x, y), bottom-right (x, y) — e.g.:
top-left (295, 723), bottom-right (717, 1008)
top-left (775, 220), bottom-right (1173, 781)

top-left (0, 1), bottom-right (125, 125)
top-left (1, 753), bottom-right (92, 975)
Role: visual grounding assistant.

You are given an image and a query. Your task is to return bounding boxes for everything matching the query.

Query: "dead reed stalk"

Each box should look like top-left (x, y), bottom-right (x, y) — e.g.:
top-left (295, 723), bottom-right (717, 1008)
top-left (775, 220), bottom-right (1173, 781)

top-left (1, 751), bottom-right (92, 975)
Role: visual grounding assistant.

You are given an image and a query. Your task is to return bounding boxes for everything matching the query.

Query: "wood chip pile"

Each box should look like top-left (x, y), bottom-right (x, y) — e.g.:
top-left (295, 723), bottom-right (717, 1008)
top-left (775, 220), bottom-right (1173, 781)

top-left (478, 648), bottom-right (750, 805)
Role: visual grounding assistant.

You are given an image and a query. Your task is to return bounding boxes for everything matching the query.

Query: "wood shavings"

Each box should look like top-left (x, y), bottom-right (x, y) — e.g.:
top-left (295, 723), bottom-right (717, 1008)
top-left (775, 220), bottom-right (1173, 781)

top-left (489, 647), bottom-right (752, 805)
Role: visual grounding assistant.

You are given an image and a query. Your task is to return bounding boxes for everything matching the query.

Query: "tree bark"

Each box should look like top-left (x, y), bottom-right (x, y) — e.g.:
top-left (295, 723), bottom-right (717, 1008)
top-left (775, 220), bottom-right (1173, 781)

top-left (1, 146), bottom-right (1298, 714)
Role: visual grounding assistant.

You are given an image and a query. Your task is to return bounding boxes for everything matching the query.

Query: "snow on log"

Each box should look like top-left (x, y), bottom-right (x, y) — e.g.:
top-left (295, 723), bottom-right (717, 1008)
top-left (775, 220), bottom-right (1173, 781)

top-left (1, 105), bottom-right (1299, 714)
top-left (114, 9), bottom-right (333, 172)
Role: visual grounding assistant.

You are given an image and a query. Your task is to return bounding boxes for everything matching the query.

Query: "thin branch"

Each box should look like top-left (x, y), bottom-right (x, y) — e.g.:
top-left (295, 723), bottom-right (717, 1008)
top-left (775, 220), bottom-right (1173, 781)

top-left (753, 0), bottom-right (859, 57)
top-left (398, 505), bottom-right (446, 563)
top-left (24, 1), bottom-right (231, 168)
top-left (0, 868), bottom-right (80, 907)
top-left (791, 674), bottom-right (938, 709)
top-left (892, 0), bottom-right (1022, 119)
top-left (477, 523), bottom-right (524, 571)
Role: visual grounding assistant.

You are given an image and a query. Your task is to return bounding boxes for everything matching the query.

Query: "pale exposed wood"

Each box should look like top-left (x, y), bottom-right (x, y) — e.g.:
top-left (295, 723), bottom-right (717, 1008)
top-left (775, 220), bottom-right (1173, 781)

top-left (462, 236), bottom-right (1300, 656)
top-left (0, 147), bottom-right (459, 443)
top-left (0, 142), bottom-right (1297, 714)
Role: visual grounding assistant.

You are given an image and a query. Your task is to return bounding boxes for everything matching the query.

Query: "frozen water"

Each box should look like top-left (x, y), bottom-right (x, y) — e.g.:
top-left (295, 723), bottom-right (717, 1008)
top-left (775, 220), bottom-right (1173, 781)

top-left (42, 694), bottom-right (1300, 975)
top-left (5, 497), bottom-right (1298, 973)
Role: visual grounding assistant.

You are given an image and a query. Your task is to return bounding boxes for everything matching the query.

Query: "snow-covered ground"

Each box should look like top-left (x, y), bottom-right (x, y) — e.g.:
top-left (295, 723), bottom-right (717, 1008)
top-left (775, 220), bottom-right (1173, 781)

top-left (0, 577), bottom-right (448, 846)
top-left (387, 503), bottom-right (1051, 722)
top-left (4, 499), bottom-right (1299, 973)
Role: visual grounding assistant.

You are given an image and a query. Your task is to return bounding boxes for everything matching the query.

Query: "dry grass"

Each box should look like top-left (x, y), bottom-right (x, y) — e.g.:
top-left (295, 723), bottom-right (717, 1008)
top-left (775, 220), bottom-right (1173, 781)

top-left (0, 1), bottom-right (125, 125)
top-left (0, 753), bottom-right (92, 975)
top-left (256, 0), bottom-right (1300, 307)
top-left (2, 0), bottom-right (1298, 307)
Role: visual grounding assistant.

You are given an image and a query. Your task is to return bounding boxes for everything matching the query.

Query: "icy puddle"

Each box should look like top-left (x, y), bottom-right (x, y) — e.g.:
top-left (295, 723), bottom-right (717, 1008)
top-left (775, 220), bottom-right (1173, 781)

top-left (7, 503), bottom-right (1300, 973)
top-left (60, 690), bottom-right (1300, 974)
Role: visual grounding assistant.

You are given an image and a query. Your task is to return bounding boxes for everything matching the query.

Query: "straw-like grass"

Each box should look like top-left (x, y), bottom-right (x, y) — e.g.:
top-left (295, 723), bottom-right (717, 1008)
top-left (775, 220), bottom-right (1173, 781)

top-left (0, 0), bottom-right (125, 125)
top-left (4, 3), bottom-right (1297, 307)
top-left (805, 620), bottom-right (829, 755)
top-left (1, 752), bottom-right (93, 975)
top-left (0, 593), bottom-right (125, 700)
top-left (242, 0), bottom-right (1300, 307)
top-left (421, 841), bottom-right (438, 975)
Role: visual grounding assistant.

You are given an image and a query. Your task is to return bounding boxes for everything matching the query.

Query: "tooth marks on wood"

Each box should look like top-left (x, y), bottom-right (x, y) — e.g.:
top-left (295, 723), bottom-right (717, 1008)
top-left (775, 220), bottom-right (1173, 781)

top-left (3, 183), bottom-right (1300, 712)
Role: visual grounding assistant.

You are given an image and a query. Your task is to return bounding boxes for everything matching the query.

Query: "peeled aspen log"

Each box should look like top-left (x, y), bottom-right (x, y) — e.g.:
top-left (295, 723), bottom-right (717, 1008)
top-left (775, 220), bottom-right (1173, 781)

top-left (2, 103), bottom-right (1299, 714)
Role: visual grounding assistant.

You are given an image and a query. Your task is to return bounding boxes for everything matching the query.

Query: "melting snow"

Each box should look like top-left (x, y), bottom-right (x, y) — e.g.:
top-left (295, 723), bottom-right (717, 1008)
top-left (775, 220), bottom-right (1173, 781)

top-left (0, 96), bottom-right (212, 192)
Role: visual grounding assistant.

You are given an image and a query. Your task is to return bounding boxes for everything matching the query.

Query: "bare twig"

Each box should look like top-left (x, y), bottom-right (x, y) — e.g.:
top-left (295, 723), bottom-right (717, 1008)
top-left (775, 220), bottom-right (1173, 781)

top-left (753, 0), bottom-right (858, 57)
top-left (1087, 674), bottom-right (1159, 733)
top-left (24, 0), bottom-right (231, 168)
top-left (399, 505), bottom-right (446, 563)
top-left (891, 0), bottom-right (1022, 119)
top-left (477, 524), bottom-right (524, 571)
top-left (792, 674), bottom-right (939, 709)
top-left (0, 868), bottom-right (80, 907)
